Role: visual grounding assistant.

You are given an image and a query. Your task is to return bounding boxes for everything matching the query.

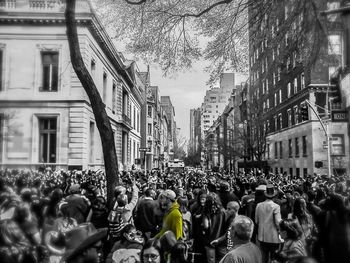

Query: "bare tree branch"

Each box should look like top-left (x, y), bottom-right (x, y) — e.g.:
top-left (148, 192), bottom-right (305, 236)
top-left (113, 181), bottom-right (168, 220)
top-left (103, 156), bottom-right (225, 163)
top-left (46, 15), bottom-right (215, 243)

top-left (180, 0), bottom-right (234, 18)
top-left (95, 0), bottom-right (335, 83)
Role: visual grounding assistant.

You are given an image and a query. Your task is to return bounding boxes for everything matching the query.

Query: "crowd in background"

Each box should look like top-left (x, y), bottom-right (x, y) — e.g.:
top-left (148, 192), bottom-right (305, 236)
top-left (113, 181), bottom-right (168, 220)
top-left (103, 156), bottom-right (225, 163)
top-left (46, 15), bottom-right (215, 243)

top-left (0, 167), bottom-right (350, 263)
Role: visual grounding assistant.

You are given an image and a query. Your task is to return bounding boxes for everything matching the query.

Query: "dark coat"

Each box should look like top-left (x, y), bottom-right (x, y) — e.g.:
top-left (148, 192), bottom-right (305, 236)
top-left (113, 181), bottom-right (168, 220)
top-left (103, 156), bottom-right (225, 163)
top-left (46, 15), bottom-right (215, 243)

top-left (218, 191), bottom-right (239, 209)
top-left (308, 196), bottom-right (350, 263)
top-left (134, 198), bottom-right (157, 234)
top-left (65, 194), bottom-right (89, 224)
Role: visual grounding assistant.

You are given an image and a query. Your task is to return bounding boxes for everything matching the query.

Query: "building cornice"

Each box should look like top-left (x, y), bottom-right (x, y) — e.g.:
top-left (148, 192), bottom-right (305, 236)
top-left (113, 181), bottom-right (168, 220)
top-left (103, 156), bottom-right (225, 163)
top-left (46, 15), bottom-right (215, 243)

top-left (263, 84), bottom-right (337, 117)
top-left (0, 7), bottom-right (136, 89)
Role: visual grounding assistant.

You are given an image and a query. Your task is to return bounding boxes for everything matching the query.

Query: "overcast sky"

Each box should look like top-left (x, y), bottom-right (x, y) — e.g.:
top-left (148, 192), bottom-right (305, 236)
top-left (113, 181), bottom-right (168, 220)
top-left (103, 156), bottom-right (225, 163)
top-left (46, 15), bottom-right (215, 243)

top-left (140, 61), bottom-right (213, 143)
top-left (111, 48), bottom-right (213, 144)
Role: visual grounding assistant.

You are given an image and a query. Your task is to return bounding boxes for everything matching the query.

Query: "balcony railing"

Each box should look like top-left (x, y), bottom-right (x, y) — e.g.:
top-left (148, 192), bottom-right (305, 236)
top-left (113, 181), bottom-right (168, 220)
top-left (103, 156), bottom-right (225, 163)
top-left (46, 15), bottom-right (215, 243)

top-left (0, 0), bottom-right (88, 12)
top-left (0, 0), bottom-right (15, 8)
top-left (122, 113), bottom-right (131, 127)
top-left (0, 0), bottom-right (63, 11)
top-left (29, 0), bottom-right (59, 10)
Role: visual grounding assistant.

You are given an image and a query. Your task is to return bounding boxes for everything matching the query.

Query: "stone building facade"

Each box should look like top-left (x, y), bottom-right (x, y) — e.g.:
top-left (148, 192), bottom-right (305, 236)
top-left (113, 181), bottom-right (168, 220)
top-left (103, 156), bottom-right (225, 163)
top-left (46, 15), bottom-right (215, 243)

top-left (0, 0), bottom-right (145, 171)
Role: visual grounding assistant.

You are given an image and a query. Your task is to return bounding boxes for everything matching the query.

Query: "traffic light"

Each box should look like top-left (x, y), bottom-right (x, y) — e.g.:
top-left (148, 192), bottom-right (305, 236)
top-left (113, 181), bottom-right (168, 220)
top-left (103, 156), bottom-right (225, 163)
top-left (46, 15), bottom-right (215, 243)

top-left (330, 69), bottom-right (341, 103)
top-left (300, 104), bottom-right (308, 121)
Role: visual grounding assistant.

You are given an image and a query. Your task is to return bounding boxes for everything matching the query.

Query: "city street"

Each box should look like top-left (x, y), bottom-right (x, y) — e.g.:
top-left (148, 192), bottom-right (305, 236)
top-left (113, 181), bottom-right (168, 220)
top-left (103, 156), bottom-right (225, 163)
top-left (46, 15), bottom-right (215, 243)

top-left (0, 0), bottom-right (350, 263)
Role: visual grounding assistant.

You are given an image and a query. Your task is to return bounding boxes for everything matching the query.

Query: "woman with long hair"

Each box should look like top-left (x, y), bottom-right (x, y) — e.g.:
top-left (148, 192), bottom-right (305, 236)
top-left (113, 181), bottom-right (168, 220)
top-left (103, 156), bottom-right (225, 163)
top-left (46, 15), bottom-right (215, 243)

top-left (274, 219), bottom-right (307, 262)
top-left (42, 188), bottom-right (64, 237)
top-left (289, 197), bottom-right (315, 252)
top-left (177, 196), bottom-right (192, 240)
top-left (202, 193), bottom-right (226, 263)
top-left (44, 188), bottom-right (64, 220)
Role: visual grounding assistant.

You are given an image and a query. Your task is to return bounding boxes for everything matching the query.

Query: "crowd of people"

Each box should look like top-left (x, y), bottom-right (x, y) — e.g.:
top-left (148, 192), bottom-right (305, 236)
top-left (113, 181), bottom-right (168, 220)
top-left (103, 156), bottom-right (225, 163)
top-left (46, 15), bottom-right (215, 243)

top-left (0, 167), bottom-right (350, 263)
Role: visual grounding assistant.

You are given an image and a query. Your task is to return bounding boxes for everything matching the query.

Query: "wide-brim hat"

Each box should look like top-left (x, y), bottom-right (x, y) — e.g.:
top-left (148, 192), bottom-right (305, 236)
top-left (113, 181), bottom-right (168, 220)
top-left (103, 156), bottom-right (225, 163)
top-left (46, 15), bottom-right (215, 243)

top-left (47, 223), bottom-right (108, 262)
top-left (63, 229), bottom-right (107, 262)
top-left (264, 184), bottom-right (277, 198)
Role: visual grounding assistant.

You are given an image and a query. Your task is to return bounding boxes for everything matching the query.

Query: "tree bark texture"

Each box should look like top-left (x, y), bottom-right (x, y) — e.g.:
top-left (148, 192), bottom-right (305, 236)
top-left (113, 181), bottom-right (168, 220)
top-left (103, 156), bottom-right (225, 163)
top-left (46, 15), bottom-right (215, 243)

top-left (65, 0), bottom-right (119, 207)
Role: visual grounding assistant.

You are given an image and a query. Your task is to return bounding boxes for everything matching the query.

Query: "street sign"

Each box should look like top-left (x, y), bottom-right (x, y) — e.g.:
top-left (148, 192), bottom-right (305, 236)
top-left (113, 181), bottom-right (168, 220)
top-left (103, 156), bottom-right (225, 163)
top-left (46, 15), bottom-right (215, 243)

top-left (331, 111), bottom-right (347, 122)
top-left (315, 161), bottom-right (323, 168)
top-left (139, 147), bottom-right (151, 152)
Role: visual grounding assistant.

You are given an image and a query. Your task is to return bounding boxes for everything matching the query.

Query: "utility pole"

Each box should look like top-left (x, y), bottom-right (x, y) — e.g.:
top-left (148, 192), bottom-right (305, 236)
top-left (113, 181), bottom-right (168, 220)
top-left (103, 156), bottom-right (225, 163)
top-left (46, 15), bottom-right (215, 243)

top-left (305, 89), bottom-right (332, 177)
top-left (325, 85), bottom-right (332, 178)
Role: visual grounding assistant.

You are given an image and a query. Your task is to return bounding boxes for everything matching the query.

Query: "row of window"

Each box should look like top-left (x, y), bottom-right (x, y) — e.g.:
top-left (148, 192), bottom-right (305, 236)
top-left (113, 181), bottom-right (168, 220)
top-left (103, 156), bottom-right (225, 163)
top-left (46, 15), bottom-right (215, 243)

top-left (265, 100), bottom-right (342, 134)
top-left (259, 74), bottom-right (305, 115)
top-left (251, 34), bottom-right (342, 85)
top-left (38, 117), bottom-right (140, 164)
top-left (131, 104), bottom-right (140, 132)
top-left (267, 136), bottom-right (307, 160)
top-left (252, 56), bottom-right (305, 94)
top-left (267, 134), bottom-right (345, 161)
top-left (253, 1), bottom-right (340, 62)
top-left (251, 8), bottom-right (304, 67)
top-left (267, 104), bottom-right (303, 132)
top-left (0, 49), bottom-right (141, 132)
top-left (97, 61), bottom-right (141, 133)
top-left (252, 32), bottom-right (341, 82)
top-left (273, 167), bottom-right (308, 178)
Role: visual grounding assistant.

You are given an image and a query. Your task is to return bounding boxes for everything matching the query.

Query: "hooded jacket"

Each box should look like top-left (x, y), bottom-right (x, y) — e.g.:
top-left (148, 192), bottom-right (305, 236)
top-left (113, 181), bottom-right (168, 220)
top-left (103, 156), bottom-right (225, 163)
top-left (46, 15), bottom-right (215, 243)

top-left (156, 201), bottom-right (183, 240)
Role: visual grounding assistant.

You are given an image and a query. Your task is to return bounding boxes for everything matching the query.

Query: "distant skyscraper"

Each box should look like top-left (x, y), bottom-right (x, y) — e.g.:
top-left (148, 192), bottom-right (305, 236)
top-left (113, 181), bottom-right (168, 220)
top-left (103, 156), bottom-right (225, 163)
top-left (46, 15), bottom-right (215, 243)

top-left (189, 108), bottom-right (201, 154)
top-left (201, 73), bottom-right (248, 137)
top-left (161, 96), bottom-right (176, 152)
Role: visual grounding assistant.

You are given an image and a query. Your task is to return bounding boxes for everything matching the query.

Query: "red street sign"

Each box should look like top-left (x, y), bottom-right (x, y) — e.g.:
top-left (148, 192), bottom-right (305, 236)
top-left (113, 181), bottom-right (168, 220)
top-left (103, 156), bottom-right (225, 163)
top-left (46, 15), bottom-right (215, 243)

top-left (331, 111), bottom-right (347, 122)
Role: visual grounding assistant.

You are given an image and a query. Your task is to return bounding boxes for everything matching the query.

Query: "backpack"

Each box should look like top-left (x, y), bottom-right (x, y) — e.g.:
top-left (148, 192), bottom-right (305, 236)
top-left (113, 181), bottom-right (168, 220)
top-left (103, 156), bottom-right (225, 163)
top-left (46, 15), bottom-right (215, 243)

top-left (108, 204), bottom-right (130, 239)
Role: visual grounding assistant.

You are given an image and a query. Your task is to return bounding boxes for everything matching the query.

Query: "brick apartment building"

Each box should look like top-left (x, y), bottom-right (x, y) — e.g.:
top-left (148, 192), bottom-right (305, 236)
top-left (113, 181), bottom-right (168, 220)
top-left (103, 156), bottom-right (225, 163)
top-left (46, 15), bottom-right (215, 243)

top-left (248, 0), bottom-right (350, 176)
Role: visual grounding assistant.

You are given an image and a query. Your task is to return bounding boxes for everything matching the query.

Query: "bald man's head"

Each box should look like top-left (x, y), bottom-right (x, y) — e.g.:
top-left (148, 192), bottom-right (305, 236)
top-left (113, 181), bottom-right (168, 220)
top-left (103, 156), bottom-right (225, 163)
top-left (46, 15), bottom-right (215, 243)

top-left (231, 215), bottom-right (254, 242)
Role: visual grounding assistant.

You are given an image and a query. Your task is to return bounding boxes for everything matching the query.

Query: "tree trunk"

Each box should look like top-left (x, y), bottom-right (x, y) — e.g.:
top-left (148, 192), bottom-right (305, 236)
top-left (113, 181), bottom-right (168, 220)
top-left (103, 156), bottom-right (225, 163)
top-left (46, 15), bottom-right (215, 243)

top-left (65, 0), bottom-right (119, 207)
